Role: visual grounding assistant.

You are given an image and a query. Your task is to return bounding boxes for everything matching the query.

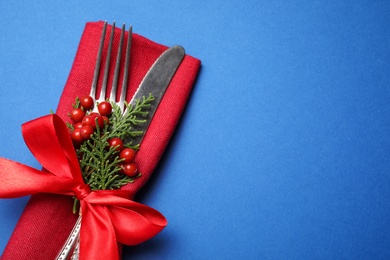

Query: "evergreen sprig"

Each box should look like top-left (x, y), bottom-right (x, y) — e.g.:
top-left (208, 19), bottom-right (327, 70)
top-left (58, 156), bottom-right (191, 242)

top-left (73, 94), bottom-right (154, 191)
top-left (109, 94), bottom-right (155, 142)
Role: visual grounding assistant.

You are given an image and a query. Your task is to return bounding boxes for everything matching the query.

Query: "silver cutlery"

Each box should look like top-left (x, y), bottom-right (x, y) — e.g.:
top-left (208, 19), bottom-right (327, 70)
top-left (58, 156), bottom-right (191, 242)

top-left (55, 20), bottom-right (185, 259)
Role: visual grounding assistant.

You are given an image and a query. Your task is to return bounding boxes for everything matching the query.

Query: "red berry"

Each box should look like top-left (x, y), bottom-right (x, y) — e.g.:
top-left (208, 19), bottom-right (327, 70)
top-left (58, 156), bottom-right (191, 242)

top-left (82, 114), bottom-right (93, 126)
top-left (80, 125), bottom-right (94, 140)
top-left (120, 148), bottom-right (136, 163)
top-left (108, 137), bottom-right (124, 151)
top-left (98, 101), bottom-right (112, 116)
top-left (90, 113), bottom-right (105, 129)
top-left (95, 116), bottom-right (105, 129)
top-left (82, 113), bottom-right (104, 129)
top-left (70, 108), bottom-right (85, 122)
top-left (121, 163), bottom-right (138, 177)
top-left (74, 122), bottom-right (83, 129)
top-left (80, 96), bottom-right (94, 110)
top-left (102, 116), bottom-right (110, 126)
top-left (70, 129), bottom-right (83, 145)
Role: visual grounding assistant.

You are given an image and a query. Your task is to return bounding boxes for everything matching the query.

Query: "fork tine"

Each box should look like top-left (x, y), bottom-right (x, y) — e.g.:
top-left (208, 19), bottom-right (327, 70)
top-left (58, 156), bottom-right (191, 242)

top-left (98, 21), bottom-right (116, 101)
top-left (110, 24), bottom-right (126, 103)
top-left (118, 26), bottom-right (132, 112)
top-left (90, 21), bottom-right (107, 99)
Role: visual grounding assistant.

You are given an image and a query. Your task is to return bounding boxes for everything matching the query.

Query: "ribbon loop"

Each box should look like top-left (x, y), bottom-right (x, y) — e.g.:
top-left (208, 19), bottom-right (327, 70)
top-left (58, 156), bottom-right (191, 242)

top-left (0, 114), bottom-right (167, 260)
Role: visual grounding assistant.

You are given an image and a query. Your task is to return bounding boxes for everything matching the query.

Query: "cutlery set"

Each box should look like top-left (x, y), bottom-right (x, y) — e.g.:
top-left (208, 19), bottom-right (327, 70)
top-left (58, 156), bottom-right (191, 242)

top-left (56, 21), bottom-right (185, 259)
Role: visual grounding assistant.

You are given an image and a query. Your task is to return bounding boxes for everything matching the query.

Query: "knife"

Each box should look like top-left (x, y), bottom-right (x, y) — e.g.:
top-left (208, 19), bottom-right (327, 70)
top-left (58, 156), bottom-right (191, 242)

top-left (56, 45), bottom-right (185, 260)
top-left (125, 45), bottom-right (185, 145)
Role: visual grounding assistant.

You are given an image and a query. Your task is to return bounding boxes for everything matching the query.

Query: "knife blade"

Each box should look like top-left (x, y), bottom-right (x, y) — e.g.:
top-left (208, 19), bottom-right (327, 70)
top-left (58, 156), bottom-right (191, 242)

top-left (125, 45), bottom-right (185, 145)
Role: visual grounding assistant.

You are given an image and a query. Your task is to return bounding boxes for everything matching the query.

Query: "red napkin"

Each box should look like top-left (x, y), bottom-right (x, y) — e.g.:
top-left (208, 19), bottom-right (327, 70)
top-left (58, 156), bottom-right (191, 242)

top-left (1, 21), bottom-right (200, 259)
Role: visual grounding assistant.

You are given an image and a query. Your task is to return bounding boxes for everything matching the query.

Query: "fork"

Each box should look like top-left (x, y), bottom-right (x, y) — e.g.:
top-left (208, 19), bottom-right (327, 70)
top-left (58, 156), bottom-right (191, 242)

top-left (90, 21), bottom-right (132, 113)
top-left (55, 20), bottom-right (133, 260)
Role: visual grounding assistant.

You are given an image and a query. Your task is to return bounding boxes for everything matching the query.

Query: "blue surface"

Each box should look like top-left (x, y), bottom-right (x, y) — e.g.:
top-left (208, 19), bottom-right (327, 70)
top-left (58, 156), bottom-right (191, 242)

top-left (1, 1), bottom-right (390, 259)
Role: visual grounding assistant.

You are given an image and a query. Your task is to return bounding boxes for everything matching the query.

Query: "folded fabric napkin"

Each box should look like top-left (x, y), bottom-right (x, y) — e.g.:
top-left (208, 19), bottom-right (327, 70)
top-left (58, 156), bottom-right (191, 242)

top-left (1, 21), bottom-right (200, 259)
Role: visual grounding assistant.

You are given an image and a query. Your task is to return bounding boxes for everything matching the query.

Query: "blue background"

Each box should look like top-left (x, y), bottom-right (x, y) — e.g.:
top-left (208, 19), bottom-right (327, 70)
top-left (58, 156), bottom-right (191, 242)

top-left (1, 1), bottom-right (390, 259)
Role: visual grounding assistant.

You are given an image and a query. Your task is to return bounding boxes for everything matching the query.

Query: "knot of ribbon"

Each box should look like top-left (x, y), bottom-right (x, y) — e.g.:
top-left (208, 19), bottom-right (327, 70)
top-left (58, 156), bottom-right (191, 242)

top-left (0, 114), bottom-right (167, 260)
top-left (74, 183), bottom-right (92, 200)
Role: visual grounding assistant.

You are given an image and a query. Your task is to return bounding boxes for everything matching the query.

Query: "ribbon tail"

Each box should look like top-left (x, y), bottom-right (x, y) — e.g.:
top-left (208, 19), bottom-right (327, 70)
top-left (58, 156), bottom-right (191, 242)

top-left (106, 203), bottom-right (167, 245)
top-left (79, 196), bottom-right (167, 260)
top-left (0, 157), bottom-right (78, 198)
top-left (80, 202), bottom-right (120, 260)
top-left (83, 191), bottom-right (167, 245)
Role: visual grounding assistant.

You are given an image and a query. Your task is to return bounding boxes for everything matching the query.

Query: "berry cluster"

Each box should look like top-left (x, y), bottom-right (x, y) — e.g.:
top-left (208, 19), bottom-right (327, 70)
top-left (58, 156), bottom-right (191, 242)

top-left (67, 96), bottom-right (139, 179)
top-left (69, 96), bottom-right (109, 144)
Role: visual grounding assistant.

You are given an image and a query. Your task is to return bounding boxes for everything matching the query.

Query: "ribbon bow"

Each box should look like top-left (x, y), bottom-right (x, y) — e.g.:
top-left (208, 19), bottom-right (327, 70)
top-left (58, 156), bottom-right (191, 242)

top-left (0, 114), bottom-right (167, 260)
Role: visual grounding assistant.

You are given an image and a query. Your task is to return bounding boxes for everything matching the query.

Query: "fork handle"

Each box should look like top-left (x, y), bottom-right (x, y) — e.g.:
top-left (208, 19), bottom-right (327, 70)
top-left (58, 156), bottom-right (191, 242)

top-left (70, 236), bottom-right (80, 260)
top-left (55, 215), bottom-right (82, 260)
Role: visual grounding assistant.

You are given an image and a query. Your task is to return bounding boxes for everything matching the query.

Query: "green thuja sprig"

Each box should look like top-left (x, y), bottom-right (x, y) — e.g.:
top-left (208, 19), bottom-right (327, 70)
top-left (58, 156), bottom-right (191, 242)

top-left (109, 93), bottom-right (155, 142)
top-left (74, 94), bottom-right (154, 191)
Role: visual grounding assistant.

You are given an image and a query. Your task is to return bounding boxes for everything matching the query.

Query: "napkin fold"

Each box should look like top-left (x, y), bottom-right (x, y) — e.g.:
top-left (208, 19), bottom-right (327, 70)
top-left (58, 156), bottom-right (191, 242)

top-left (1, 21), bottom-right (200, 259)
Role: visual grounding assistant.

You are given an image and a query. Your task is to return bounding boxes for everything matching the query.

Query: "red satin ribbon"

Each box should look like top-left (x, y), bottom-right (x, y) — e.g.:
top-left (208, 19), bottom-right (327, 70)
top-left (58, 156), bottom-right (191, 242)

top-left (0, 114), bottom-right (167, 260)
